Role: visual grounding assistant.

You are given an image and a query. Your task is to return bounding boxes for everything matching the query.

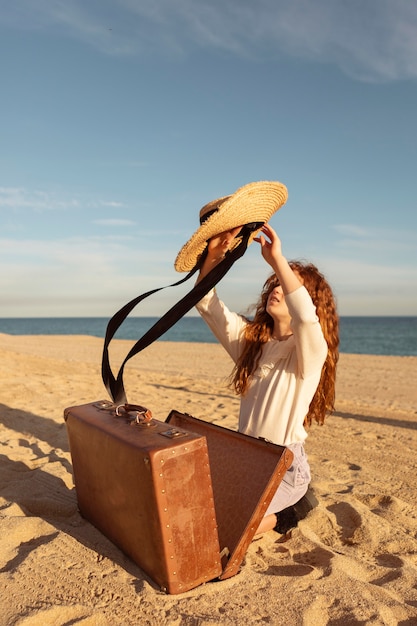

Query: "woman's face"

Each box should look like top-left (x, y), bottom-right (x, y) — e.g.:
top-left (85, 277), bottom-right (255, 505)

top-left (265, 271), bottom-right (302, 319)
top-left (266, 283), bottom-right (289, 319)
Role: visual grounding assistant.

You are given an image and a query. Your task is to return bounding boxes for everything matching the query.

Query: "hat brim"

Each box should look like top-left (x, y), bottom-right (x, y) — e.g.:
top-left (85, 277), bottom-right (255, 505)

top-left (174, 180), bottom-right (288, 272)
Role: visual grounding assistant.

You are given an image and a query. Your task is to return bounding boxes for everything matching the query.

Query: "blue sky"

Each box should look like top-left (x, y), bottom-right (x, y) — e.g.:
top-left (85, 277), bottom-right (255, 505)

top-left (1, 0), bottom-right (416, 318)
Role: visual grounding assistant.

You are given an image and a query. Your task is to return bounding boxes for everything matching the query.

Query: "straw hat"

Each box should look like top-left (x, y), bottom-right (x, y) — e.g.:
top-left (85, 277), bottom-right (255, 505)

top-left (174, 180), bottom-right (288, 272)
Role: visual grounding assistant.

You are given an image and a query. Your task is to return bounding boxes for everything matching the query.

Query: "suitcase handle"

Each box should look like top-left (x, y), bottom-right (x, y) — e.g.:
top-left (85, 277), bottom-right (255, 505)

top-left (115, 403), bottom-right (153, 424)
top-left (101, 223), bottom-right (264, 404)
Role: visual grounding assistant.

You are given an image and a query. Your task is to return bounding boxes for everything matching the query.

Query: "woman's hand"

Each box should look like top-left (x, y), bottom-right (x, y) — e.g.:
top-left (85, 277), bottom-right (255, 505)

top-left (206, 226), bottom-right (242, 261)
top-left (255, 223), bottom-right (302, 295)
top-left (254, 223), bottom-right (283, 267)
top-left (197, 226), bottom-right (242, 282)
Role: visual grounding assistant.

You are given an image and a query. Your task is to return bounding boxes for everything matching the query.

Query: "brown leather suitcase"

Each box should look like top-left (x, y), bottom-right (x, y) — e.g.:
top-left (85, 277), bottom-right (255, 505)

top-left (65, 401), bottom-right (293, 593)
top-left (64, 401), bottom-right (222, 594)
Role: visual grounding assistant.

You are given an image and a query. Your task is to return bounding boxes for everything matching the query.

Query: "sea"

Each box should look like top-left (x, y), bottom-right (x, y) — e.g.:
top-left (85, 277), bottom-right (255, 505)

top-left (0, 316), bottom-right (416, 356)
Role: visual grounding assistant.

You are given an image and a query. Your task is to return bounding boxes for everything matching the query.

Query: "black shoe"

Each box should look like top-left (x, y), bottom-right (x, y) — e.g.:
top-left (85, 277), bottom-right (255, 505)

top-left (274, 486), bottom-right (318, 534)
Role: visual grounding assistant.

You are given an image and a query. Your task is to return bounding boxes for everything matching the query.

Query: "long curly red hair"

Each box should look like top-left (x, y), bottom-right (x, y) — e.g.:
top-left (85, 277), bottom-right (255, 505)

top-left (230, 262), bottom-right (339, 426)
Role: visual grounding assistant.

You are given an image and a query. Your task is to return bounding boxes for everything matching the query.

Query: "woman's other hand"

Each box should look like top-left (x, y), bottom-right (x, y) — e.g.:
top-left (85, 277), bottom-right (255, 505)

top-left (255, 224), bottom-right (302, 294)
top-left (254, 223), bottom-right (283, 267)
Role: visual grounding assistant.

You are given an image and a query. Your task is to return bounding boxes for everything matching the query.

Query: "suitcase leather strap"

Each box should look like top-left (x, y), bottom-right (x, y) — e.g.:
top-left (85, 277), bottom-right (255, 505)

top-left (102, 222), bottom-right (263, 404)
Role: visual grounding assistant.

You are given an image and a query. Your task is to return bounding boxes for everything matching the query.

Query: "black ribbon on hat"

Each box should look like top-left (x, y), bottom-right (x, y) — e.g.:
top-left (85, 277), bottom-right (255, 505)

top-left (102, 221), bottom-right (263, 404)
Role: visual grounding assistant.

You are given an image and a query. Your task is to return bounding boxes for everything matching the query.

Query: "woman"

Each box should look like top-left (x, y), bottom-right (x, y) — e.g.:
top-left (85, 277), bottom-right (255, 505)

top-left (196, 223), bottom-right (339, 534)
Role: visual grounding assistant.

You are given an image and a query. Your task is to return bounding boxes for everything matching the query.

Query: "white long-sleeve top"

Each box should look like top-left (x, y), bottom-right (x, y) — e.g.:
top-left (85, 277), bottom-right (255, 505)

top-left (196, 286), bottom-right (328, 446)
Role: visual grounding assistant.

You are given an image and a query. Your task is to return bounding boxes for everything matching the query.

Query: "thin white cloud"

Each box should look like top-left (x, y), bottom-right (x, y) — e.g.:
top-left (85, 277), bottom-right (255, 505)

top-left (2, 0), bottom-right (417, 81)
top-left (0, 187), bottom-right (126, 213)
top-left (0, 187), bottom-right (80, 211)
top-left (333, 224), bottom-right (369, 238)
top-left (331, 223), bottom-right (417, 258)
top-left (93, 219), bottom-right (136, 227)
top-left (99, 201), bottom-right (125, 208)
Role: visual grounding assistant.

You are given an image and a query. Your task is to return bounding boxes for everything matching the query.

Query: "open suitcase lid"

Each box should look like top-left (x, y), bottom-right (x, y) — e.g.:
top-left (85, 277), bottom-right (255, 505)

top-left (166, 410), bottom-right (293, 581)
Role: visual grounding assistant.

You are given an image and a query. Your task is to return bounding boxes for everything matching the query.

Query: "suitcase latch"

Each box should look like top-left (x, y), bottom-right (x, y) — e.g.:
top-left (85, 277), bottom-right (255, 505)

top-left (160, 428), bottom-right (188, 439)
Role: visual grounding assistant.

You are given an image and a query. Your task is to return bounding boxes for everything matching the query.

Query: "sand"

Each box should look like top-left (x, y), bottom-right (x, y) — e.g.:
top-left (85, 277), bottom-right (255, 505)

top-left (1, 332), bottom-right (417, 626)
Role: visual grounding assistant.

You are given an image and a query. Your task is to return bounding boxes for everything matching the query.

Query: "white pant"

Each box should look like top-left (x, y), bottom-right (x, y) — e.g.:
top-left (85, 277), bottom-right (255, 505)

top-left (265, 443), bottom-right (311, 516)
